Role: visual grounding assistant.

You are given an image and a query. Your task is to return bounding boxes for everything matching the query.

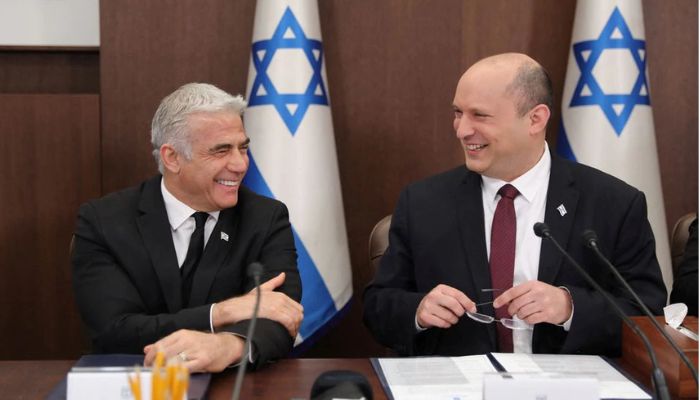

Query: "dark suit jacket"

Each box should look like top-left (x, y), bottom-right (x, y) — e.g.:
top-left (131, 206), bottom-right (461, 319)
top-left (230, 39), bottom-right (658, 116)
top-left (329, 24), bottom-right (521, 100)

top-left (72, 175), bottom-right (301, 368)
top-left (670, 218), bottom-right (698, 316)
top-left (363, 155), bottom-right (666, 357)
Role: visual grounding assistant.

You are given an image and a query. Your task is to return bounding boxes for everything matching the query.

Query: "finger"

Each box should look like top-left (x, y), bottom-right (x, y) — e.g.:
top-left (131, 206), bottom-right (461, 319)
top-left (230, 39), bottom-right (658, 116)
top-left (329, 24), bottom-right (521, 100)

top-left (522, 310), bottom-right (547, 325)
top-left (493, 282), bottom-right (531, 308)
top-left (436, 294), bottom-right (470, 318)
top-left (422, 301), bottom-right (460, 325)
top-left (437, 286), bottom-right (476, 313)
top-left (419, 312), bottom-right (453, 329)
top-left (515, 301), bottom-right (541, 321)
top-left (507, 291), bottom-right (536, 317)
top-left (257, 272), bottom-right (286, 291)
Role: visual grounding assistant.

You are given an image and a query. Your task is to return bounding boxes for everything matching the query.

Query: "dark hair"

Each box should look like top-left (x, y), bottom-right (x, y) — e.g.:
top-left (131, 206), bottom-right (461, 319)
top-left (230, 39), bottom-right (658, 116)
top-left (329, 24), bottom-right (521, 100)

top-left (507, 62), bottom-right (554, 116)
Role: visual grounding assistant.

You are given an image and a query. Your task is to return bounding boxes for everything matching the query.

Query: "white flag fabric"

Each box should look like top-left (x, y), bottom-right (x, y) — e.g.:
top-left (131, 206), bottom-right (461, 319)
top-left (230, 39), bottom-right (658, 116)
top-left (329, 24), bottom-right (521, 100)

top-left (558, 0), bottom-right (672, 292)
top-left (243, 0), bottom-right (353, 347)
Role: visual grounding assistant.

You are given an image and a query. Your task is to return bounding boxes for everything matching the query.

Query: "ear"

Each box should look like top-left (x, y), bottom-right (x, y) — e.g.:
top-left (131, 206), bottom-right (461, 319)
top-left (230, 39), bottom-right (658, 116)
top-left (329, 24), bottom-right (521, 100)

top-left (160, 144), bottom-right (181, 174)
top-left (528, 104), bottom-right (551, 135)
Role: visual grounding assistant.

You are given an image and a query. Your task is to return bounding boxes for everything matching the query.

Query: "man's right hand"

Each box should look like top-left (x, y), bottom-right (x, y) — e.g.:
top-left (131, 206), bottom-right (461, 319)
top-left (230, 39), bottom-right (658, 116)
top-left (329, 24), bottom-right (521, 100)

top-left (416, 284), bottom-right (476, 329)
top-left (212, 272), bottom-right (304, 337)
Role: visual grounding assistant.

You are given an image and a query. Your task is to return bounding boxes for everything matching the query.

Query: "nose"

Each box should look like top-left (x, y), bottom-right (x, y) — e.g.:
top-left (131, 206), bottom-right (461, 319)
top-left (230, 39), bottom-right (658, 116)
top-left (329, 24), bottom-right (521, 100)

top-left (454, 114), bottom-right (473, 140)
top-left (227, 150), bottom-right (249, 173)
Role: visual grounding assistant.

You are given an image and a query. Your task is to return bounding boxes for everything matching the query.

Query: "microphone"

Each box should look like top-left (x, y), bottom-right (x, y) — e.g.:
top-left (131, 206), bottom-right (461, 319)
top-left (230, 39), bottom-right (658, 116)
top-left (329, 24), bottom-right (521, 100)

top-left (310, 370), bottom-right (373, 400)
top-left (583, 230), bottom-right (699, 383)
top-left (533, 222), bottom-right (671, 400)
top-left (231, 262), bottom-right (264, 400)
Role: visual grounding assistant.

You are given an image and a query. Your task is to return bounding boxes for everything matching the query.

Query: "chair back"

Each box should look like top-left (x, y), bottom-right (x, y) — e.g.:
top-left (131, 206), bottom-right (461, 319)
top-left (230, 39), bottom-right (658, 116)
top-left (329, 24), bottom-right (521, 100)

top-left (671, 212), bottom-right (697, 276)
top-left (368, 215), bottom-right (392, 271)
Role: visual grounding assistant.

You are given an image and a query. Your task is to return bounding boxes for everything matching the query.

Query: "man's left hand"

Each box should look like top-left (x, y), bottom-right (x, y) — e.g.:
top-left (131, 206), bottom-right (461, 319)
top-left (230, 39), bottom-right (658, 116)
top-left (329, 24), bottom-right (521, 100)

top-left (493, 281), bottom-right (572, 325)
top-left (143, 329), bottom-right (245, 373)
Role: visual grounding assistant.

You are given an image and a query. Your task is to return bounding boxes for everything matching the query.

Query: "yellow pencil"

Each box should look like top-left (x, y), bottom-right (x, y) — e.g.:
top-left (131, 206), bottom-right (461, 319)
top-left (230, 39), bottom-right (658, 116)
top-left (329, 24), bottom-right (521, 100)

top-left (127, 366), bottom-right (142, 400)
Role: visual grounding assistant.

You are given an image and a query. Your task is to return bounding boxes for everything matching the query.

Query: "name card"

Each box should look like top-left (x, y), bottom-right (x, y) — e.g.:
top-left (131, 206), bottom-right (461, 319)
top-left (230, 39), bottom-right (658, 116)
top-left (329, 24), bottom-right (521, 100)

top-left (67, 367), bottom-right (167, 400)
top-left (483, 372), bottom-right (598, 400)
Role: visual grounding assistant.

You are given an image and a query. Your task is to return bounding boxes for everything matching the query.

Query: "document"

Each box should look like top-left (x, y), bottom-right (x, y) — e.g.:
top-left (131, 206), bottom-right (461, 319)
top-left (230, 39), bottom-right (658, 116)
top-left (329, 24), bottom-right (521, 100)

top-left (374, 355), bottom-right (497, 400)
top-left (372, 353), bottom-right (651, 400)
top-left (491, 353), bottom-right (650, 400)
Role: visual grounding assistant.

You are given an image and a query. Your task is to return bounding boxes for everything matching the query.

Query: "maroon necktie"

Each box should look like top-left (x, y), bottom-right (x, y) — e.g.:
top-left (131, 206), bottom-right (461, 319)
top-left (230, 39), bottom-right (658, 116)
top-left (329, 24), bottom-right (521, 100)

top-left (489, 184), bottom-right (519, 352)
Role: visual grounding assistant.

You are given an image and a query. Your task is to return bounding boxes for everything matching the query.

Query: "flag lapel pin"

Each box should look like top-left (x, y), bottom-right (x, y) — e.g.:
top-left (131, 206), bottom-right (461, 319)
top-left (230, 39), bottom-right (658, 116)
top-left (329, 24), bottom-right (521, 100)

top-left (220, 231), bottom-right (229, 242)
top-left (557, 204), bottom-right (567, 217)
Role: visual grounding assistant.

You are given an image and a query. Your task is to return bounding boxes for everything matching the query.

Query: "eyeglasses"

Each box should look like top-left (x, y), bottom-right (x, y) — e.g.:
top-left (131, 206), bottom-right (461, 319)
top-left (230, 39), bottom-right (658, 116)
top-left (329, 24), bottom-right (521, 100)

top-left (465, 288), bottom-right (532, 330)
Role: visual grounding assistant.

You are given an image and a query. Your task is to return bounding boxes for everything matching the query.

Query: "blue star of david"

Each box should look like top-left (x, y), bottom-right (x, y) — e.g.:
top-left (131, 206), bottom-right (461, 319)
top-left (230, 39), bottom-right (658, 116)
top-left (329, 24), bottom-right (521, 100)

top-left (570, 7), bottom-right (650, 136)
top-left (248, 7), bottom-right (329, 135)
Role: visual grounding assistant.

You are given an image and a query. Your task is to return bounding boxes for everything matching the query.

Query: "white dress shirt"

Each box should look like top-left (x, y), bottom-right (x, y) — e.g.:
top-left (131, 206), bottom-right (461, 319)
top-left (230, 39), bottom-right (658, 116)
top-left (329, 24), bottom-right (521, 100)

top-left (161, 180), bottom-right (219, 332)
top-left (482, 143), bottom-right (572, 353)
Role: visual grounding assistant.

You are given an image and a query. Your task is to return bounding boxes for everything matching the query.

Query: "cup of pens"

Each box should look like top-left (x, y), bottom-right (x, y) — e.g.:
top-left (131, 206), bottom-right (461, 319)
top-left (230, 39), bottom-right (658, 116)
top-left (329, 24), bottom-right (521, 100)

top-left (128, 351), bottom-right (190, 400)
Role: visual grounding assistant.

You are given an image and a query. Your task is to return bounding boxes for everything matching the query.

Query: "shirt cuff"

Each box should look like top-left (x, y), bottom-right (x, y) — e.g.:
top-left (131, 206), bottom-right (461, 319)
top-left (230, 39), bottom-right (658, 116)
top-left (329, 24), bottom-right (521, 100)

top-left (209, 303), bottom-right (216, 333)
top-left (557, 286), bottom-right (574, 331)
top-left (415, 314), bottom-right (428, 332)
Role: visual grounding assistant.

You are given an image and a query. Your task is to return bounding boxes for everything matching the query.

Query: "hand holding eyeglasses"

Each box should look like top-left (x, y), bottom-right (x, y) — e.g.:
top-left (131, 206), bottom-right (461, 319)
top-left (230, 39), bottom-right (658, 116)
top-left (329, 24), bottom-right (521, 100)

top-left (491, 280), bottom-right (573, 326)
top-left (416, 284), bottom-right (477, 329)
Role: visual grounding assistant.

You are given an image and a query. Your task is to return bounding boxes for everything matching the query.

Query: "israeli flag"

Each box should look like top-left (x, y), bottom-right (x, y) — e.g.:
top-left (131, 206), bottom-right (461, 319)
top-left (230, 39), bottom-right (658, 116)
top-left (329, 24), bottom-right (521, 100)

top-left (558, 0), bottom-right (672, 292)
top-left (243, 0), bottom-right (353, 347)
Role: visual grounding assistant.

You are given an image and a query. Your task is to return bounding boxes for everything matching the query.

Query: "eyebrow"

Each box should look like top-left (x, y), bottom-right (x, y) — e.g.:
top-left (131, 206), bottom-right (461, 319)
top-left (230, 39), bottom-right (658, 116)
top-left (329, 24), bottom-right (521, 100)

top-left (208, 137), bottom-right (250, 152)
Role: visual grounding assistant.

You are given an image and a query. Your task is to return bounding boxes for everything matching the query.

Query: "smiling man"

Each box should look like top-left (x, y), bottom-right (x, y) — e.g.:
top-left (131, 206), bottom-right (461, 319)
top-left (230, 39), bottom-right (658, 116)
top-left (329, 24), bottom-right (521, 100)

top-left (363, 53), bottom-right (665, 357)
top-left (72, 83), bottom-right (303, 372)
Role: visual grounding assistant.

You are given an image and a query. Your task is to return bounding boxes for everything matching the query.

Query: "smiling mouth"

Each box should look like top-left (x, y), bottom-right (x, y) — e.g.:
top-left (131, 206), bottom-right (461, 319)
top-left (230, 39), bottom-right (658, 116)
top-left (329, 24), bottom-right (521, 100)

top-left (466, 144), bottom-right (488, 151)
top-left (216, 179), bottom-right (239, 187)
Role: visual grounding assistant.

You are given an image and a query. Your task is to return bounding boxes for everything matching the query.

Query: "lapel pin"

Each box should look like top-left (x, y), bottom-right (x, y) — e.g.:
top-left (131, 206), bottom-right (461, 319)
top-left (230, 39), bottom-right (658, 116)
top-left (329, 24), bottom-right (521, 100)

top-left (220, 231), bottom-right (229, 242)
top-left (557, 204), bottom-right (567, 217)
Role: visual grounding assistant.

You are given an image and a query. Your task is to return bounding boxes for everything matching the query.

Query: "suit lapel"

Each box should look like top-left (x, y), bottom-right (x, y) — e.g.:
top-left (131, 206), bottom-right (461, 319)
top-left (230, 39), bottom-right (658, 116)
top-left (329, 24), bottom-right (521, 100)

top-left (188, 206), bottom-right (240, 306)
top-left (455, 170), bottom-right (497, 349)
top-left (538, 156), bottom-right (579, 284)
top-left (137, 176), bottom-right (183, 312)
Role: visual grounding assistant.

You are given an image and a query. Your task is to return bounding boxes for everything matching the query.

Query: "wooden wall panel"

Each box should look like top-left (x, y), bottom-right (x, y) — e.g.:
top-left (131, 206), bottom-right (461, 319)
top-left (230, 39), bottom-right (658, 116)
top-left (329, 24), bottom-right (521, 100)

top-left (0, 50), bottom-right (99, 94)
top-left (99, 0), bottom-right (255, 193)
top-left (0, 94), bottom-right (100, 359)
top-left (643, 0), bottom-right (698, 237)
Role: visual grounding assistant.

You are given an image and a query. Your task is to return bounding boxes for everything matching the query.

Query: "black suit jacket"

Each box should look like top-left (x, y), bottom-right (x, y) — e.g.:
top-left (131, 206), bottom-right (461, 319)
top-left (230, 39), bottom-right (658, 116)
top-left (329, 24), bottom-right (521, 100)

top-left (72, 176), bottom-right (301, 368)
top-left (363, 155), bottom-right (666, 357)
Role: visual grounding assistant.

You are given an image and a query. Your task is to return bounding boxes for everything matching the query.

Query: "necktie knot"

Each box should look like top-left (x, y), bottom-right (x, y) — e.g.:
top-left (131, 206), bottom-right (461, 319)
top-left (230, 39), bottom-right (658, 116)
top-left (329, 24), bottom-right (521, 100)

top-left (192, 212), bottom-right (208, 229)
top-left (498, 184), bottom-right (519, 200)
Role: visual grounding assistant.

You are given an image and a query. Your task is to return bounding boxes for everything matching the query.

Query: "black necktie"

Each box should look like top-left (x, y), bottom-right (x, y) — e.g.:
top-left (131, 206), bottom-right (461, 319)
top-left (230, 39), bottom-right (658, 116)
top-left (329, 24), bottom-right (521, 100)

top-left (181, 211), bottom-right (208, 305)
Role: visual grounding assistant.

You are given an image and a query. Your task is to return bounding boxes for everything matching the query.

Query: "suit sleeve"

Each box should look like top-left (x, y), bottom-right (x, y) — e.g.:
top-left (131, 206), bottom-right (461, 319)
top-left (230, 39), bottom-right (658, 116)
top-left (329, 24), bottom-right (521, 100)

top-left (72, 202), bottom-right (212, 354)
top-left (363, 189), bottom-right (428, 355)
top-left (670, 218), bottom-right (698, 316)
top-left (219, 202), bottom-right (301, 369)
top-left (558, 191), bottom-right (667, 355)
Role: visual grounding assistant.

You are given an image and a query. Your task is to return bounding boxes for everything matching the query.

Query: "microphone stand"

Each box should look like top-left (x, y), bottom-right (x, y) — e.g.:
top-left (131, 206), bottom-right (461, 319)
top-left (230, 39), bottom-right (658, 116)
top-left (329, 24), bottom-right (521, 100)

top-left (534, 223), bottom-right (670, 400)
top-left (231, 262), bottom-right (264, 400)
top-left (583, 230), bottom-right (698, 384)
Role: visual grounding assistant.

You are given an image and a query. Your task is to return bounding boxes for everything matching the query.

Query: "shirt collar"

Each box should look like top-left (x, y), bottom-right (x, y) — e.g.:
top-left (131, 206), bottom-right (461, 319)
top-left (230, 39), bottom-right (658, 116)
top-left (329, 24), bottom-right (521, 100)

top-left (481, 143), bottom-right (551, 203)
top-left (160, 178), bottom-right (220, 231)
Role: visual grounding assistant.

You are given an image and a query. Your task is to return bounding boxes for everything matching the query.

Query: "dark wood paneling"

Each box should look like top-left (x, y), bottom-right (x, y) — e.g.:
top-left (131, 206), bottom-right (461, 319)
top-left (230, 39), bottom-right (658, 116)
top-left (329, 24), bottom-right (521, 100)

top-left (0, 94), bottom-right (100, 359)
top-left (0, 50), bottom-right (99, 94)
top-left (644, 0), bottom-right (699, 236)
top-left (99, 0), bottom-right (256, 193)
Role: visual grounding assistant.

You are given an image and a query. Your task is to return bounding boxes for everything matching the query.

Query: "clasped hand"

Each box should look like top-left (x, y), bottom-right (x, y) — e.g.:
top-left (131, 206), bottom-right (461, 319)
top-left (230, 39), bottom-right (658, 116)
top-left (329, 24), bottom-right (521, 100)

top-left (416, 281), bottom-right (572, 329)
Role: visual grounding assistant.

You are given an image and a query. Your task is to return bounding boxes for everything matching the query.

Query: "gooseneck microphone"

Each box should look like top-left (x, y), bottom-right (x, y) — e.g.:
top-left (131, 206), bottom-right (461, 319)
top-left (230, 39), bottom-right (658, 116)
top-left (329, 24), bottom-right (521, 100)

top-left (582, 230), bottom-right (699, 384)
top-left (231, 262), bottom-right (264, 400)
top-left (534, 222), bottom-right (670, 400)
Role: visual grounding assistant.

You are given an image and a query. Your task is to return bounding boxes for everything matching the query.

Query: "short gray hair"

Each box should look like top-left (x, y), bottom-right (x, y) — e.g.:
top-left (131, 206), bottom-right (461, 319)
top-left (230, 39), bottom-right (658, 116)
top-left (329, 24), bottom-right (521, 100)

top-left (151, 83), bottom-right (247, 173)
top-left (506, 62), bottom-right (553, 117)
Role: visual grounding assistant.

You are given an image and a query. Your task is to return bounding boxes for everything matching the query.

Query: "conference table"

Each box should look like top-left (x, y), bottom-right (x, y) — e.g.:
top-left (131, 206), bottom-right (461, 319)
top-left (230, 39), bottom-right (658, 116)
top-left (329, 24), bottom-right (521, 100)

top-left (0, 358), bottom-right (385, 400)
top-left (0, 356), bottom-right (695, 399)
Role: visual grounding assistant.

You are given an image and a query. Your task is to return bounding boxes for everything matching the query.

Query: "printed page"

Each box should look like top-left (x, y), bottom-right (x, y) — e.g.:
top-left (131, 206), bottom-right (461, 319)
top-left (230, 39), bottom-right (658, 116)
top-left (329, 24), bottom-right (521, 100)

top-left (377, 355), bottom-right (496, 400)
top-left (491, 353), bottom-right (651, 399)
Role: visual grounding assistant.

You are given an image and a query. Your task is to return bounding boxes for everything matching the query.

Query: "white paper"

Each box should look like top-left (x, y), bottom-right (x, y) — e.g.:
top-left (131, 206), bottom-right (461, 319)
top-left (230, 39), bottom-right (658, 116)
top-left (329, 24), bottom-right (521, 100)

top-left (377, 355), bottom-right (496, 400)
top-left (492, 353), bottom-right (650, 399)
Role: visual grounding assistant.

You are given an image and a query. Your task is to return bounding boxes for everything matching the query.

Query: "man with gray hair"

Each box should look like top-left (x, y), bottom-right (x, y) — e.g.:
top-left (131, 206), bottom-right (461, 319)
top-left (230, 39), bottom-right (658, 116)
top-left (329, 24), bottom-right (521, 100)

top-left (72, 83), bottom-right (303, 372)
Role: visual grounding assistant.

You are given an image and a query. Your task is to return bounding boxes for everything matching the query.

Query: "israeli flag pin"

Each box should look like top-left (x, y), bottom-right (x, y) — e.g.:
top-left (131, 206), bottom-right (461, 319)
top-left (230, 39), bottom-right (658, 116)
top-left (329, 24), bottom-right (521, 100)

top-left (220, 231), bottom-right (229, 242)
top-left (557, 204), bottom-right (567, 217)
